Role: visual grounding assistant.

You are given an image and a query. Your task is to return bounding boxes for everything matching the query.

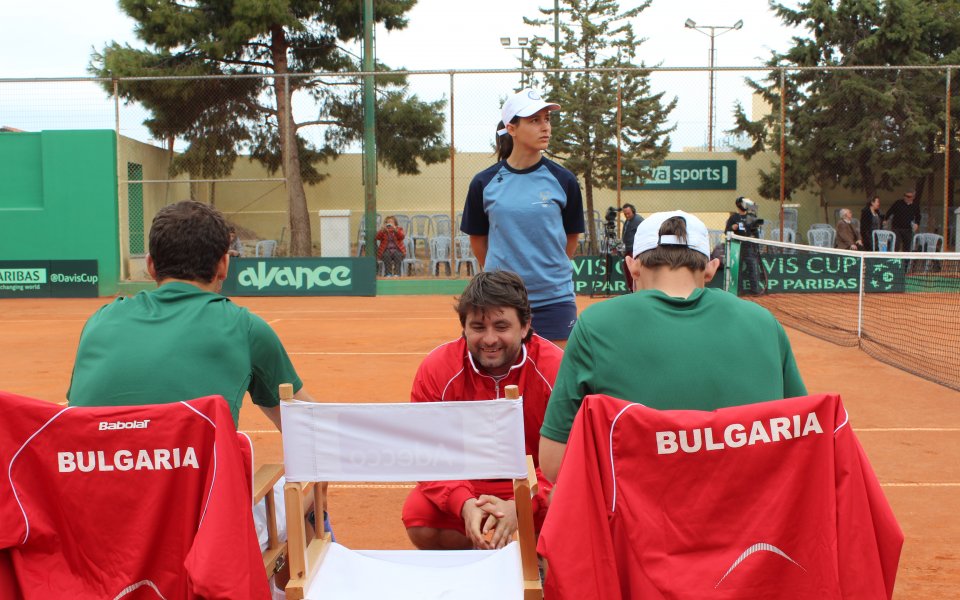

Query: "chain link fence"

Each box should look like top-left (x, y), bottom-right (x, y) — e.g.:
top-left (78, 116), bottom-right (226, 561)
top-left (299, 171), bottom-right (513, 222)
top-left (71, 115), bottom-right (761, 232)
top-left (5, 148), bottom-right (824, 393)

top-left (2, 66), bottom-right (957, 279)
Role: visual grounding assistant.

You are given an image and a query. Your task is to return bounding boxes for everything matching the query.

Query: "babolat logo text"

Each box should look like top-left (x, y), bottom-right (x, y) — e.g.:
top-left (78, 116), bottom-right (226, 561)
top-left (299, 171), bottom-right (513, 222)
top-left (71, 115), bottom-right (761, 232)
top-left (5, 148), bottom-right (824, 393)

top-left (99, 419), bottom-right (150, 431)
top-left (58, 448), bottom-right (200, 472)
top-left (237, 262), bottom-right (351, 290)
top-left (657, 411), bottom-right (824, 455)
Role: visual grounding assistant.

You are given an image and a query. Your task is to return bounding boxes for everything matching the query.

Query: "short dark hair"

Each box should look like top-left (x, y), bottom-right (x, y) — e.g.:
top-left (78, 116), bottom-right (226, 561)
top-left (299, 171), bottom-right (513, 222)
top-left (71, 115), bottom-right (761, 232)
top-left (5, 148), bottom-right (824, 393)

top-left (637, 216), bottom-right (708, 271)
top-left (623, 203), bottom-right (637, 213)
top-left (149, 200), bottom-right (230, 283)
top-left (456, 271), bottom-right (533, 342)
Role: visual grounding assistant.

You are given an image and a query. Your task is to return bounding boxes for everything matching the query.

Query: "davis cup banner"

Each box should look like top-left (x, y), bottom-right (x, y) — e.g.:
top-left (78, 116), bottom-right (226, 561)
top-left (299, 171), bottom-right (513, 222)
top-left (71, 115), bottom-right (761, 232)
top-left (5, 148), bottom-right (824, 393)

top-left (222, 257), bottom-right (376, 296)
top-left (0, 261), bottom-right (99, 298)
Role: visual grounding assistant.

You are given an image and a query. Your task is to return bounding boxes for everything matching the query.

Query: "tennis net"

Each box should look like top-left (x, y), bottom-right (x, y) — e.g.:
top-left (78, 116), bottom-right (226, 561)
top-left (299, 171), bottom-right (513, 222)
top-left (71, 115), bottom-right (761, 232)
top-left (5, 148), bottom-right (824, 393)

top-left (727, 234), bottom-right (960, 391)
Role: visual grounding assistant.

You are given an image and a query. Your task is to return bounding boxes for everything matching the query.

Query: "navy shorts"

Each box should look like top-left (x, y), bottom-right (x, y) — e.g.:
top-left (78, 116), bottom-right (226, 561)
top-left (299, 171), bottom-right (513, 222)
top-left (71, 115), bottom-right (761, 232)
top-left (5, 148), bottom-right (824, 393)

top-left (532, 300), bottom-right (578, 341)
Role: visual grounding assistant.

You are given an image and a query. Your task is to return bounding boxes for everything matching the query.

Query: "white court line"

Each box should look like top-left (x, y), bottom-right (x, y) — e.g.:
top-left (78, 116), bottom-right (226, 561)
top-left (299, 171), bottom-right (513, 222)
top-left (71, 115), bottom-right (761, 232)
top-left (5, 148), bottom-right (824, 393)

top-left (289, 352), bottom-right (427, 356)
top-left (882, 483), bottom-right (960, 488)
top-left (855, 428), bottom-right (960, 432)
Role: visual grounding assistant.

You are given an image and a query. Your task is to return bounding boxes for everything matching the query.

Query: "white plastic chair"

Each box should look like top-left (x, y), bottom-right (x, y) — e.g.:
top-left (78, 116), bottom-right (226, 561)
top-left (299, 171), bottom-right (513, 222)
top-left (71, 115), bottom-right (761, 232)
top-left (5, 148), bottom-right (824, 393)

top-left (432, 215), bottom-right (452, 239)
top-left (256, 239), bottom-right (277, 257)
top-left (408, 215), bottom-right (432, 255)
top-left (873, 230), bottom-right (896, 252)
top-left (911, 232), bottom-right (944, 273)
top-left (279, 384), bottom-right (542, 600)
top-left (806, 228), bottom-right (834, 248)
top-left (911, 233), bottom-right (943, 253)
top-left (400, 237), bottom-right (421, 276)
top-left (772, 227), bottom-right (797, 244)
top-left (429, 236), bottom-right (453, 276)
top-left (455, 235), bottom-right (480, 276)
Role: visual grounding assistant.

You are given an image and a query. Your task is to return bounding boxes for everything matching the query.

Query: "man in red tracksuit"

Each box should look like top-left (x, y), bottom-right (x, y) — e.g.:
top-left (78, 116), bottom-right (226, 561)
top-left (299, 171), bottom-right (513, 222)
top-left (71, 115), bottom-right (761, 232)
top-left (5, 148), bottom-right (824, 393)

top-left (538, 393), bottom-right (904, 599)
top-left (401, 270), bottom-right (563, 550)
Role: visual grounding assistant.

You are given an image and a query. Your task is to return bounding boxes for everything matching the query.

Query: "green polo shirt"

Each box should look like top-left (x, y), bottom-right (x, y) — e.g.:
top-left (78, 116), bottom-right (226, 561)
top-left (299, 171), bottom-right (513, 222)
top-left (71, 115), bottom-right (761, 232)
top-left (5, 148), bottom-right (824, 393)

top-left (541, 287), bottom-right (806, 443)
top-left (68, 282), bottom-right (302, 425)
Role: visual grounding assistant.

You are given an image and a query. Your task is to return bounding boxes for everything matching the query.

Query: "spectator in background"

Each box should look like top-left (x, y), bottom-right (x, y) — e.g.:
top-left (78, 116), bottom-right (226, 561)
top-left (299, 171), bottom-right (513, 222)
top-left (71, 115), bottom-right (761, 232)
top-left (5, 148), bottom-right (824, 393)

top-left (376, 215), bottom-right (406, 278)
top-left (835, 208), bottom-right (863, 250)
top-left (860, 197), bottom-right (883, 251)
top-left (885, 191), bottom-right (921, 251)
top-left (228, 226), bottom-right (244, 257)
top-left (620, 204), bottom-right (643, 292)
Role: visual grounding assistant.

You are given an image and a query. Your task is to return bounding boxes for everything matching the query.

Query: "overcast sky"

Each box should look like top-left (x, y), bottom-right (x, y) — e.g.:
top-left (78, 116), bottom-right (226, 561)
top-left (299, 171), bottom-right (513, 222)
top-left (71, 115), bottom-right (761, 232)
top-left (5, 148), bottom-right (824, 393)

top-left (1, 0), bottom-right (803, 149)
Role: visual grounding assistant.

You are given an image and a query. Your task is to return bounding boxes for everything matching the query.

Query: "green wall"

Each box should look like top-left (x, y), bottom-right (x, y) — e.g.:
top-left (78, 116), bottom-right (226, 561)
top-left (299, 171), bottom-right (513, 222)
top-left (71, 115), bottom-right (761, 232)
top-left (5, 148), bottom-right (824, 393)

top-left (0, 130), bottom-right (119, 295)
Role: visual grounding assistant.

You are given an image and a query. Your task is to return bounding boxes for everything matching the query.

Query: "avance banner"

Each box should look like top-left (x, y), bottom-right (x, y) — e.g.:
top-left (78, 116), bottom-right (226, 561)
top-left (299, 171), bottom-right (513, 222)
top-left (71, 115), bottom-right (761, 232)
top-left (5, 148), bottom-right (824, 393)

top-left (0, 261), bottom-right (99, 298)
top-left (223, 257), bottom-right (376, 296)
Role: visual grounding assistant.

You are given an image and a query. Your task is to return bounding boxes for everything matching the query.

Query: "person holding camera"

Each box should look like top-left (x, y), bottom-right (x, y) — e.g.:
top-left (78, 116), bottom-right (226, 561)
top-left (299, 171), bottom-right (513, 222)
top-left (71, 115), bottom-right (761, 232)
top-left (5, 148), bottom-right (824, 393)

top-left (537, 210), bottom-right (806, 482)
top-left (620, 204), bottom-right (643, 291)
top-left (725, 196), bottom-right (763, 296)
top-left (375, 215), bottom-right (406, 277)
top-left (460, 89), bottom-right (585, 344)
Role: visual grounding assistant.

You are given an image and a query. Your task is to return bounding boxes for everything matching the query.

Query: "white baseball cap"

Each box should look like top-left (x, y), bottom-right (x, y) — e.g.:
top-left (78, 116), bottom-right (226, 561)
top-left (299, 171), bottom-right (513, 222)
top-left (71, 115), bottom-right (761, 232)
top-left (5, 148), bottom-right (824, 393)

top-left (497, 89), bottom-right (561, 136)
top-left (632, 210), bottom-right (711, 258)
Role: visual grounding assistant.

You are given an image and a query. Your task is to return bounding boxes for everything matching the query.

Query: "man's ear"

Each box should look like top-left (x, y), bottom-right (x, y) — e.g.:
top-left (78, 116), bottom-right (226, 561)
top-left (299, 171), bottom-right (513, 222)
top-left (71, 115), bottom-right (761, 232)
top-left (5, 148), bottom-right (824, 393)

top-left (146, 254), bottom-right (159, 282)
top-left (703, 257), bottom-right (721, 283)
top-left (625, 255), bottom-right (641, 280)
top-left (216, 253), bottom-right (230, 281)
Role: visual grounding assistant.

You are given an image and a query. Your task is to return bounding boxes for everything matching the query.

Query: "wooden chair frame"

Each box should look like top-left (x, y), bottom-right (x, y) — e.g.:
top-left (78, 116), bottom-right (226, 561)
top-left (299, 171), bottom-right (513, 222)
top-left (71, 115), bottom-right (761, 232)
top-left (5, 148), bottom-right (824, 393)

top-left (280, 384), bottom-right (542, 600)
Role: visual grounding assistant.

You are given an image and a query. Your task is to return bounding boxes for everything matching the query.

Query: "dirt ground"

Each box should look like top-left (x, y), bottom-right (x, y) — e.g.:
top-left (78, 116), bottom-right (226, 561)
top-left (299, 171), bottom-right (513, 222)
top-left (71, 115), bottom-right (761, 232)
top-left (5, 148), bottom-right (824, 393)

top-left (1, 294), bottom-right (957, 598)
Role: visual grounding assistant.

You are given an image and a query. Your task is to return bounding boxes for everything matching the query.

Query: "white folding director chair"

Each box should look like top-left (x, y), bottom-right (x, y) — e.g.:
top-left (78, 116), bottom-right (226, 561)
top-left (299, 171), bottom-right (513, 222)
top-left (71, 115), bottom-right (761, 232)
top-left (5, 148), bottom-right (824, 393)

top-left (279, 384), bottom-right (542, 600)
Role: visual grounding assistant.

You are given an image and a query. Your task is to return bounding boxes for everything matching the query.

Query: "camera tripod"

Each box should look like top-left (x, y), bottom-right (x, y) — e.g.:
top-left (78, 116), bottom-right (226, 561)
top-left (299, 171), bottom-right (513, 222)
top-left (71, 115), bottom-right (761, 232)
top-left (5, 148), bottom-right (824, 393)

top-left (590, 238), bottom-right (624, 298)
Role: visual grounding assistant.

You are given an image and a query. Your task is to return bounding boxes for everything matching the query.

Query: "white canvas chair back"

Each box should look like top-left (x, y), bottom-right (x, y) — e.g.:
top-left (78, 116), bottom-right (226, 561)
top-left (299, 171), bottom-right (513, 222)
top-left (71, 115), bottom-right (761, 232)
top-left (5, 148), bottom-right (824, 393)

top-left (280, 384), bottom-right (542, 600)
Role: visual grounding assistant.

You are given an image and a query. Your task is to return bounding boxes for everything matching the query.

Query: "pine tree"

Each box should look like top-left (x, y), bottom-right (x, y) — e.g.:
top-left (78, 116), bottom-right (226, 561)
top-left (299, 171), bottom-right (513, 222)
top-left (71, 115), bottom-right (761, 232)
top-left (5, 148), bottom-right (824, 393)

top-left (90, 0), bottom-right (448, 256)
top-left (524, 0), bottom-right (675, 252)
top-left (732, 0), bottom-right (960, 208)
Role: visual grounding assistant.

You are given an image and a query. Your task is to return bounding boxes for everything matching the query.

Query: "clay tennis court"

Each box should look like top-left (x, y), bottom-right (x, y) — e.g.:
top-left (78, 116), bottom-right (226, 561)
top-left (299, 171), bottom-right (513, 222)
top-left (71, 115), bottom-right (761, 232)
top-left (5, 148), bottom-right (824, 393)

top-left (2, 293), bottom-right (958, 598)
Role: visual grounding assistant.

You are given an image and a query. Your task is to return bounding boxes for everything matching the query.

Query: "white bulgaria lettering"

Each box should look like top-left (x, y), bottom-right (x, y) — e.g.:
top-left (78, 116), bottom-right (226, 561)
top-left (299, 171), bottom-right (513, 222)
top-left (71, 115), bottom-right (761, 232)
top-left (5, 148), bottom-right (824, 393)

top-left (656, 412), bottom-right (824, 455)
top-left (237, 263), bottom-right (351, 290)
top-left (57, 448), bottom-right (200, 473)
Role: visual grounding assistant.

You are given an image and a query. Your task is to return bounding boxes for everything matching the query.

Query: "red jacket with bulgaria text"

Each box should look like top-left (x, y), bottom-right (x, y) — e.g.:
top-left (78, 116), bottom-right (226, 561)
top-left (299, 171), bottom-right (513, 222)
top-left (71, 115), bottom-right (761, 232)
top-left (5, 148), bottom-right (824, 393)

top-left (0, 391), bottom-right (270, 600)
top-left (410, 334), bottom-right (562, 522)
top-left (538, 393), bottom-right (903, 599)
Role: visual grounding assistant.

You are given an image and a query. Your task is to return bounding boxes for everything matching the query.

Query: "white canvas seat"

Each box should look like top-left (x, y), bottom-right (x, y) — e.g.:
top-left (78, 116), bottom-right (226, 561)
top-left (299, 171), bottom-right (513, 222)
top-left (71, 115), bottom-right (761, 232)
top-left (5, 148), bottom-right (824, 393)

top-left (279, 384), bottom-right (542, 600)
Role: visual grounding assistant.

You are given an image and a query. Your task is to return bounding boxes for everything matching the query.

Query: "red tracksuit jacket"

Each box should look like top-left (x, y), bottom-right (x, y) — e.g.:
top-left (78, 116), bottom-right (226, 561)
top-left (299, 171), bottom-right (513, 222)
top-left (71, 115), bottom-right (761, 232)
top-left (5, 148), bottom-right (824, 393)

top-left (411, 335), bottom-right (562, 522)
top-left (0, 391), bottom-right (270, 600)
top-left (538, 393), bottom-right (903, 599)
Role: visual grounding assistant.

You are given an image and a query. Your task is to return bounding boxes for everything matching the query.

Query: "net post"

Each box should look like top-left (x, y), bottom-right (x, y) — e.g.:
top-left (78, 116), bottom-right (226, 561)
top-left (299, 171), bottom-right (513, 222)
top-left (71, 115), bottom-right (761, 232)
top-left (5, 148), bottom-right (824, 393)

top-left (857, 253), bottom-right (865, 341)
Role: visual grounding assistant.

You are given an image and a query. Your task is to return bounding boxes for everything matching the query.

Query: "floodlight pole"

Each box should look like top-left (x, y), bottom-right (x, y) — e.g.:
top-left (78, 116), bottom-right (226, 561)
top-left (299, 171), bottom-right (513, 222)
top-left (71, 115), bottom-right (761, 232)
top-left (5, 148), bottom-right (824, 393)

top-left (685, 18), bottom-right (743, 152)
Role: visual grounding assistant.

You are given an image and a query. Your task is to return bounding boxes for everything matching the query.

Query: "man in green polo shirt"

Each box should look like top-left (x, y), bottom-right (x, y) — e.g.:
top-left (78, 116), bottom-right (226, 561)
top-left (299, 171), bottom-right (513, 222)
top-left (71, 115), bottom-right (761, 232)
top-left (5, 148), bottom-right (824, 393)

top-left (68, 200), bottom-right (314, 427)
top-left (538, 210), bottom-right (806, 482)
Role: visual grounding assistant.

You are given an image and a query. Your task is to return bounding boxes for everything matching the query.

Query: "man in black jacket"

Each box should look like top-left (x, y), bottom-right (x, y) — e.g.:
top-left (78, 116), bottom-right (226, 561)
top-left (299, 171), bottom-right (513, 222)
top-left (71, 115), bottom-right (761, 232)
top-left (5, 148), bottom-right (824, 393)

top-left (620, 204), bottom-right (643, 291)
top-left (885, 191), bottom-right (921, 251)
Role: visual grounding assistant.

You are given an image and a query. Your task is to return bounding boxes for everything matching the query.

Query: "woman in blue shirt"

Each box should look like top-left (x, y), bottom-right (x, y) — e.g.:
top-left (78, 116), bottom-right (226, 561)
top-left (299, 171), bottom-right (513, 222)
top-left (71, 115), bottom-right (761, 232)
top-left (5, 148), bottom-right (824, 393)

top-left (460, 89), bottom-right (585, 344)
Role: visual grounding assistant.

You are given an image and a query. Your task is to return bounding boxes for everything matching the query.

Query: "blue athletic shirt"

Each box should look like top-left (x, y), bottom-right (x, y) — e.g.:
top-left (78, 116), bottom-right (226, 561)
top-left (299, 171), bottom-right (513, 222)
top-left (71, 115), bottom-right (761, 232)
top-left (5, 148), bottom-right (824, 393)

top-left (460, 157), bottom-right (585, 308)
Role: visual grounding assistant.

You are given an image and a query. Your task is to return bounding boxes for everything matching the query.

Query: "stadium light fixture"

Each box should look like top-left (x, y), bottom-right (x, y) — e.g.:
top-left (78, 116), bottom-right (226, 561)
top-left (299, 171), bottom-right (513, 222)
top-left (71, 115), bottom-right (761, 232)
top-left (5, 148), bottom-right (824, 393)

top-left (684, 18), bottom-right (744, 152)
top-left (500, 36), bottom-right (533, 87)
